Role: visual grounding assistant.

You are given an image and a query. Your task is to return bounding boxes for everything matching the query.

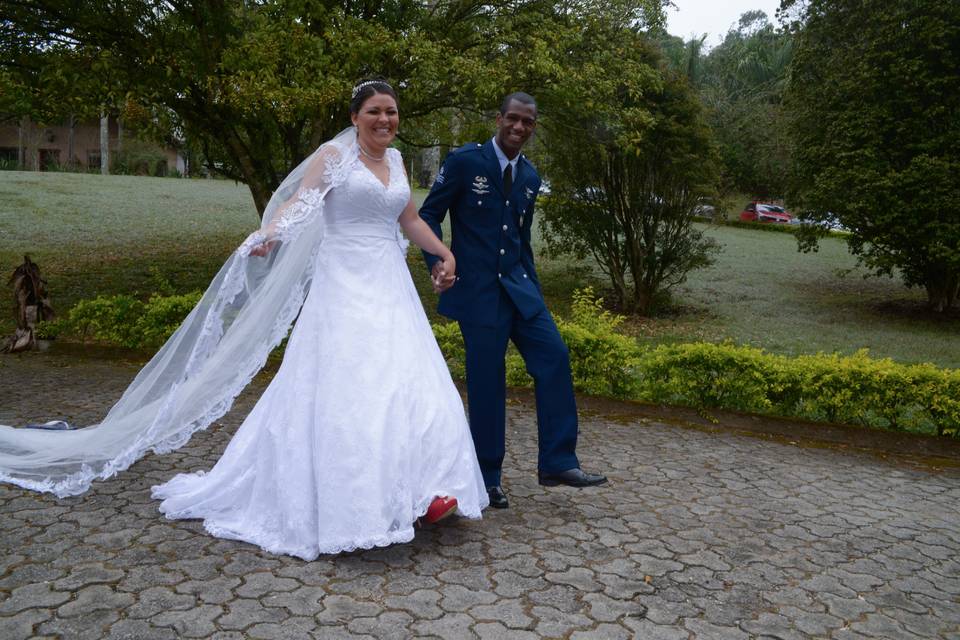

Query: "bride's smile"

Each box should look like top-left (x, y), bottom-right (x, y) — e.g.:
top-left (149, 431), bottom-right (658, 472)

top-left (352, 93), bottom-right (399, 156)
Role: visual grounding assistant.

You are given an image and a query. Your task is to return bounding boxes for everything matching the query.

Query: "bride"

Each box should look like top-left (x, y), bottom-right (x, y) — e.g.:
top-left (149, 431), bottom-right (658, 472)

top-left (0, 79), bottom-right (489, 559)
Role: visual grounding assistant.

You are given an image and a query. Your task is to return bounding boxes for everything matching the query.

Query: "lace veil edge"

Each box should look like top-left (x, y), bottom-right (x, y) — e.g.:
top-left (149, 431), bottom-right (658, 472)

top-left (0, 127), bottom-right (359, 498)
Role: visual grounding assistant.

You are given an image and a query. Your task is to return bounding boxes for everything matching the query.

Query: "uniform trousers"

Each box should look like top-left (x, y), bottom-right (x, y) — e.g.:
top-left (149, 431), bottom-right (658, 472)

top-left (458, 289), bottom-right (580, 487)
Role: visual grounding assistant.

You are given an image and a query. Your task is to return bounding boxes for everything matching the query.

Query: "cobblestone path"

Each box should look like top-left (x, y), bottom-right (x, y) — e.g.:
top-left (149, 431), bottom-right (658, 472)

top-left (2, 350), bottom-right (960, 639)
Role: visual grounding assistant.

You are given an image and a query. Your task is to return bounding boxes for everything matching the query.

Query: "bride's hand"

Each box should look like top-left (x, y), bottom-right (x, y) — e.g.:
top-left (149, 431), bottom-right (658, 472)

top-left (249, 240), bottom-right (276, 257)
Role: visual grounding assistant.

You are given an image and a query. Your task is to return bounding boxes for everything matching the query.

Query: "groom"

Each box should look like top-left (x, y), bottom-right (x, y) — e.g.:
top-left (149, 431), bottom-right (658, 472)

top-left (419, 92), bottom-right (607, 509)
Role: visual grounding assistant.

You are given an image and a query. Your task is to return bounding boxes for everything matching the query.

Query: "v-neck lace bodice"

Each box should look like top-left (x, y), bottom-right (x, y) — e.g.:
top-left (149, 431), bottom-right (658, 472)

top-left (322, 148), bottom-right (409, 234)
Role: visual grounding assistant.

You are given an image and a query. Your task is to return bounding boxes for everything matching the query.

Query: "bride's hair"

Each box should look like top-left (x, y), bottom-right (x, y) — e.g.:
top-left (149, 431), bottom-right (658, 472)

top-left (350, 78), bottom-right (397, 114)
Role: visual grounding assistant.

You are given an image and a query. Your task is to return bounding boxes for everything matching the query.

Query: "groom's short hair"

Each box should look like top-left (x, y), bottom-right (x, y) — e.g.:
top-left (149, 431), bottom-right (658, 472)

top-left (500, 92), bottom-right (536, 115)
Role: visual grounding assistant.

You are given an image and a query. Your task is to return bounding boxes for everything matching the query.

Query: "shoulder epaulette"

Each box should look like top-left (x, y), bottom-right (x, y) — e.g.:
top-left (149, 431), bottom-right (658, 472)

top-left (451, 142), bottom-right (483, 155)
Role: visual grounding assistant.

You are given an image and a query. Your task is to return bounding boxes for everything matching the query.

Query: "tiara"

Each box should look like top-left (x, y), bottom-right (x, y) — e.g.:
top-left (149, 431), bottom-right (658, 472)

top-left (352, 80), bottom-right (392, 99)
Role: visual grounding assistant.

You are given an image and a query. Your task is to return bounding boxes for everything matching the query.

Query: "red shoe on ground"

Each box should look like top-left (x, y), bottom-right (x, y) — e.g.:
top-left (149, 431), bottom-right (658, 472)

top-left (424, 496), bottom-right (458, 524)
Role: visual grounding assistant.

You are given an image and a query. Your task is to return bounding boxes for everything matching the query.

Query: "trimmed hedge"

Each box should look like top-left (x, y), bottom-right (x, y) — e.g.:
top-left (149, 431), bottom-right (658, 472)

top-left (716, 218), bottom-right (849, 237)
top-left (433, 290), bottom-right (960, 437)
top-left (45, 288), bottom-right (960, 436)
top-left (635, 343), bottom-right (960, 436)
top-left (718, 219), bottom-right (802, 234)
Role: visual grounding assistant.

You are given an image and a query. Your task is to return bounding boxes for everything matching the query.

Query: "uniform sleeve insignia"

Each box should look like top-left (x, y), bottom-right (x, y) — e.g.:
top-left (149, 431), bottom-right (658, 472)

top-left (525, 187), bottom-right (534, 199)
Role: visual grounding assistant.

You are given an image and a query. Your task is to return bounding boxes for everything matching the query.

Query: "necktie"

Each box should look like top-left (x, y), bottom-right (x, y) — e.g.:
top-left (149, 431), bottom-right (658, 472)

top-left (503, 163), bottom-right (513, 194)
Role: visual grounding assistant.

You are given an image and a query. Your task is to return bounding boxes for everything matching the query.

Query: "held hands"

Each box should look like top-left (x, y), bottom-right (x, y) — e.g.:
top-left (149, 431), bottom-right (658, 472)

top-left (431, 254), bottom-right (457, 294)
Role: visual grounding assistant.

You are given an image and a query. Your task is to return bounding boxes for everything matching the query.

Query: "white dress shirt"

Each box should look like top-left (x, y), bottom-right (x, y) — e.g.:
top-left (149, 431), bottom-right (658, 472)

top-left (491, 137), bottom-right (519, 177)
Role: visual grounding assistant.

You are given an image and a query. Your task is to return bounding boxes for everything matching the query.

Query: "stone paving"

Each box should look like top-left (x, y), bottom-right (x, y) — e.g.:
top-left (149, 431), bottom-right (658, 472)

top-left (2, 349), bottom-right (960, 639)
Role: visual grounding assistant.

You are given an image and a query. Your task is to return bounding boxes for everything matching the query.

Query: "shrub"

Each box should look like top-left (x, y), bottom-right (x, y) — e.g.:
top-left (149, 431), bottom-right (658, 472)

top-left (113, 139), bottom-right (169, 177)
top-left (634, 343), bottom-right (960, 437)
top-left (433, 288), bottom-right (641, 399)
top-left (34, 319), bottom-right (62, 340)
top-left (788, 351), bottom-right (960, 435)
top-left (67, 294), bottom-right (146, 348)
top-left (636, 342), bottom-right (778, 413)
top-left (432, 322), bottom-right (532, 387)
top-left (538, 31), bottom-right (720, 314)
top-left (557, 289), bottom-right (642, 398)
top-left (136, 292), bottom-right (203, 347)
top-left (61, 290), bottom-right (202, 349)
top-left (431, 321), bottom-right (466, 380)
top-left (721, 219), bottom-right (801, 234)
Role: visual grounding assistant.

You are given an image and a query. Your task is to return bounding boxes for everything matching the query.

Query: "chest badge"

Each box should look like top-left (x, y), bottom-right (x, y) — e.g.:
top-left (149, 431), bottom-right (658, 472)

top-left (525, 187), bottom-right (534, 200)
top-left (471, 175), bottom-right (490, 195)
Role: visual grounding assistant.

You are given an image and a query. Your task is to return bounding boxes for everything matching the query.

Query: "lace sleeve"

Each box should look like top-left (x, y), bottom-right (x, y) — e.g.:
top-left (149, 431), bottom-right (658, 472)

top-left (242, 145), bottom-right (346, 253)
top-left (267, 188), bottom-right (325, 242)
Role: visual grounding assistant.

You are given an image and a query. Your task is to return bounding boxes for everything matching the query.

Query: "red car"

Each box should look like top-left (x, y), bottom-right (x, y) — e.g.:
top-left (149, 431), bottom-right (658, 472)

top-left (740, 202), bottom-right (793, 224)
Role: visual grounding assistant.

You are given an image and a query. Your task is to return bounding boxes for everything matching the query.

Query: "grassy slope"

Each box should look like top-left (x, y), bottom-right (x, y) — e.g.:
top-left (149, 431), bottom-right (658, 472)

top-left (3, 171), bottom-right (957, 368)
top-left (1, 171), bottom-right (255, 312)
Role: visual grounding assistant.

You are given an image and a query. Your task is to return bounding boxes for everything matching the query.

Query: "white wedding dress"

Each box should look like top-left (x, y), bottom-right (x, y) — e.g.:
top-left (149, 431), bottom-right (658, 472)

top-left (151, 148), bottom-right (488, 560)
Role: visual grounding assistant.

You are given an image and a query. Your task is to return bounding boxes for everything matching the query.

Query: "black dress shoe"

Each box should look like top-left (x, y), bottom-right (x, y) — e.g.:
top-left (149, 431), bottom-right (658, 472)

top-left (486, 486), bottom-right (509, 509)
top-left (538, 468), bottom-right (608, 487)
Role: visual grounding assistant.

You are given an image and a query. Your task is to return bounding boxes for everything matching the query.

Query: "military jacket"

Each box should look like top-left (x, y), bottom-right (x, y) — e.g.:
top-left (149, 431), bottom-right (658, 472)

top-left (419, 139), bottom-right (545, 327)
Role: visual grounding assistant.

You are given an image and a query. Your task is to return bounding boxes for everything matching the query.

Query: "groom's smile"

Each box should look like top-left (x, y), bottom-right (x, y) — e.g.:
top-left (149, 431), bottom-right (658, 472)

top-left (495, 100), bottom-right (537, 159)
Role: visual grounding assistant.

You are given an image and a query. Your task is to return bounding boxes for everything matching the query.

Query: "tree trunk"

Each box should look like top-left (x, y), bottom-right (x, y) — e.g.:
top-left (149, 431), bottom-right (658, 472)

top-left (925, 270), bottom-right (959, 312)
top-left (67, 113), bottom-right (78, 167)
top-left (245, 173), bottom-right (272, 218)
top-left (67, 114), bottom-right (75, 168)
top-left (18, 117), bottom-right (26, 168)
top-left (221, 132), bottom-right (274, 218)
top-left (631, 283), bottom-right (654, 316)
top-left (100, 113), bottom-right (110, 175)
top-left (20, 116), bottom-right (39, 170)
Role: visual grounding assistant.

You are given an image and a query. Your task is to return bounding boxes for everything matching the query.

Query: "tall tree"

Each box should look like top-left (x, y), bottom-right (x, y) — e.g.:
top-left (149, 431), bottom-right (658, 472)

top-left (538, 25), bottom-right (720, 313)
top-left (697, 11), bottom-right (793, 198)
top-left (783, 0), bottom-right (960, 311)
top-left (2, 0), bottom-right (666, 215)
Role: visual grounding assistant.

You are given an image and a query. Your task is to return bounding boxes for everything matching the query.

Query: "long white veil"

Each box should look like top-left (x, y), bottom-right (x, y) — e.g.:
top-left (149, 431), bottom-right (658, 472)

top-left (0, 127), bottom-right (359, 498)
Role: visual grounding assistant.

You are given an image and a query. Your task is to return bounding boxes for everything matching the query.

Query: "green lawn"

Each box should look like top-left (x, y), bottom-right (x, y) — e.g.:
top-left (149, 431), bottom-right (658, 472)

top-left (675, 226), bottom-right (957, 365)
top-left (0, 171), bottom-right (255, 316)
top-left (3, 171), bottom-right (958, 368)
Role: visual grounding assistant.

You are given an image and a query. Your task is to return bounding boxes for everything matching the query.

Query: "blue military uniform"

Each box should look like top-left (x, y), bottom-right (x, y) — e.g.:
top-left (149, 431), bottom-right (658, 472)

top-left (419, 139), bottom-right (580, 487)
